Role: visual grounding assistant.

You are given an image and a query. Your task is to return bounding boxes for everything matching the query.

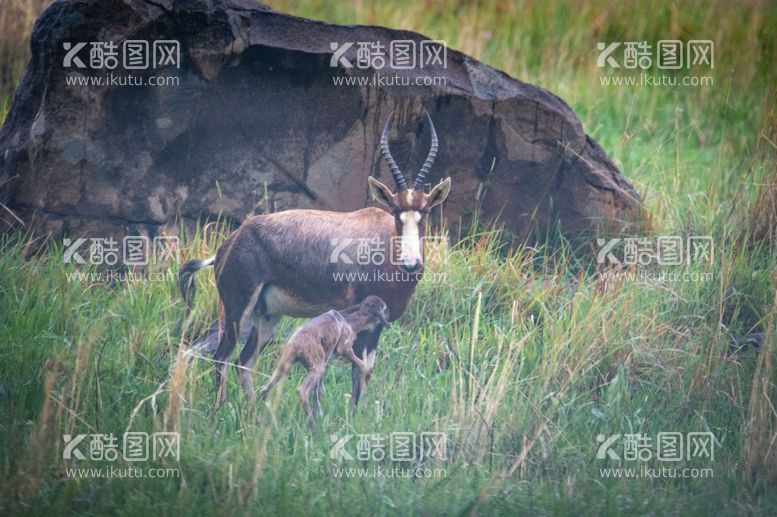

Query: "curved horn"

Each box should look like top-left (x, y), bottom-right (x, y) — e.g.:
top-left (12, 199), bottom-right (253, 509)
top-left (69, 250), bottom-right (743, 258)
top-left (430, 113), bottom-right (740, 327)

top-left (414, 110), bottom-right (438, 191)
top-left (380, 112), bottom-right (407, 192)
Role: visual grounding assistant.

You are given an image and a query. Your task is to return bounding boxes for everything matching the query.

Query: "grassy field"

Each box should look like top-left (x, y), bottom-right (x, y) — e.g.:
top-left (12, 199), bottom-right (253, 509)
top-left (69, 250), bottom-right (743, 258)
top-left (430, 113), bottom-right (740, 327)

top-left (1, 0), bottom-right (776, 515)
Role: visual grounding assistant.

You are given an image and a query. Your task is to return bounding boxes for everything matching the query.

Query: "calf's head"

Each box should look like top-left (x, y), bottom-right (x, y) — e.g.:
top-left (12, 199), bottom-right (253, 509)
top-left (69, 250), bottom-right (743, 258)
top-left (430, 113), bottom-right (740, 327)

top-left (358, 295), bottom-right (391, 327)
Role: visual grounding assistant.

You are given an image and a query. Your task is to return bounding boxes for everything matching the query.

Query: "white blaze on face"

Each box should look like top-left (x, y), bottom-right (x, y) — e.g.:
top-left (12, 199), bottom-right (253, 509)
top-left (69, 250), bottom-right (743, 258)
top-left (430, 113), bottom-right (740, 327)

top-left (398, 209), bottom-right (422, 269)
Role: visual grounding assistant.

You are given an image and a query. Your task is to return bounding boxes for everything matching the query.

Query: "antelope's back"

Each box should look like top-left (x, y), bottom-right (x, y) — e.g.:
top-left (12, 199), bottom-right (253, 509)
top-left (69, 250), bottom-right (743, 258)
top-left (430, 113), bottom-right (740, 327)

top-left (214, 207), bottom-right (413, 318)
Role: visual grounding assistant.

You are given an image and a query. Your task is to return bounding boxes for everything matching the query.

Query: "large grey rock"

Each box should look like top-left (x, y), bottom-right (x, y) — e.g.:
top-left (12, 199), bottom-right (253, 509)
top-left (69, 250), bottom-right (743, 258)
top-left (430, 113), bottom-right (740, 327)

top-left (0, 0), bottom-right (644, 245)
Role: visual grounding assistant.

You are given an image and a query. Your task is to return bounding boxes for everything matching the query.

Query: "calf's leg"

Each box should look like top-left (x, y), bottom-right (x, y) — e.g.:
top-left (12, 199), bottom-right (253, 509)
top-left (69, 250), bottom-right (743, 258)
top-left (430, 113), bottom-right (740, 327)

top-left (297, 365), bottom-right (325, 432)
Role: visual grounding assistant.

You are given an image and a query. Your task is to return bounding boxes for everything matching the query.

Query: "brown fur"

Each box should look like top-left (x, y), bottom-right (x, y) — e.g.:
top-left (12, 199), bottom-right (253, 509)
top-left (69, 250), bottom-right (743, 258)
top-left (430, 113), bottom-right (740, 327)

top-left (258, 296), bottom-right (390, 431)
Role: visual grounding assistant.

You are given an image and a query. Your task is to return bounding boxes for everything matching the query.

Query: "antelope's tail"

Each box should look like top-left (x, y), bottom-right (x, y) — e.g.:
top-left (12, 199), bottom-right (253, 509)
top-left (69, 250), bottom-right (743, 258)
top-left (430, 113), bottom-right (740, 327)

top-left (179, 256), bottom-right (216, 308)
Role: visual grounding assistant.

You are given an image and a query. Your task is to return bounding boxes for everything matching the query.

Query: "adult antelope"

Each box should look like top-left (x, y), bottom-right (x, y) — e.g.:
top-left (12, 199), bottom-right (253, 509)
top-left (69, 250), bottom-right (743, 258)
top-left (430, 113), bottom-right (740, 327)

top-left (179, 111), bottom-right (451, 407)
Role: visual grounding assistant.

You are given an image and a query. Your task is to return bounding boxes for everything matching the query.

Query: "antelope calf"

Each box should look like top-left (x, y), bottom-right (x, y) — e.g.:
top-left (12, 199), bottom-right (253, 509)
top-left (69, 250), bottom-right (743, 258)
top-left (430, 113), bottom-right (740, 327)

top-left (179, 110), bottom-right (451, 407)
top-left (259, 296), bottom-right (391, 431)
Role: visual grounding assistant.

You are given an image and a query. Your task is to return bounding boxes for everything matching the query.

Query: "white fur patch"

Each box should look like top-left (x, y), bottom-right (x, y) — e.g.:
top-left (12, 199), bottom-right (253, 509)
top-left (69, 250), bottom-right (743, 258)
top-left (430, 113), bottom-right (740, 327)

top-left (398, 211), bottom-right (422, 266)
top-left (365, 350), bottom-right (377, 370)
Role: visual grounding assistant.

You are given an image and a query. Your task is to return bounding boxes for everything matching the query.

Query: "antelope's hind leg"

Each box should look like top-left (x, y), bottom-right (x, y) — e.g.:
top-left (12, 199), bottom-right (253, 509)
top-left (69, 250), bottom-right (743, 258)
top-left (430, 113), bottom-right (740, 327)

top-left (236, 326), bottom-right (259, 403)
top-left (236, 314), bottom-right (281, 403)
top-left (213, 274), bottom-right (265, 407)
top-left (213, 318), bottom-right (240, 407)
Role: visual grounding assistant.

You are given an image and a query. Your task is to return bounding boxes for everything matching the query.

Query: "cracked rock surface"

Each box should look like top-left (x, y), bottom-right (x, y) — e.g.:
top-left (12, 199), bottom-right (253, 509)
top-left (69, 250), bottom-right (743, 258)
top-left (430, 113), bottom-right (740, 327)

top-left (0, 0), bottom-right (644, 244)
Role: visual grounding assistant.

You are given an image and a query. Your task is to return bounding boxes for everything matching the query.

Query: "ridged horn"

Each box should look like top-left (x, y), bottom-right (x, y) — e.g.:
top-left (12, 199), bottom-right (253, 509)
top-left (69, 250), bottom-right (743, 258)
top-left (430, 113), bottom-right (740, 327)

top-left (380, 112), bottom-right (407, 192)
top-left (414, 110), bottom-right (438, 191)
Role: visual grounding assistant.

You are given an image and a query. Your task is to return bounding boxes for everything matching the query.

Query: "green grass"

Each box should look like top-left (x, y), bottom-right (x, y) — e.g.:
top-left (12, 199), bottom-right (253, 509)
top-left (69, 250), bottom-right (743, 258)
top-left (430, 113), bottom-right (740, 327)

top-left (1, 0), bottom-right (776, 515)
top-left (0, 223), bottom-right (774, 514)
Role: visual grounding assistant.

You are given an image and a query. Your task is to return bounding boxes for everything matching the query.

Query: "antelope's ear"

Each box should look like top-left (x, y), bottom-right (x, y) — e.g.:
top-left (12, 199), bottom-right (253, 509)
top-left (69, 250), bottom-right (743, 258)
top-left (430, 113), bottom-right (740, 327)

top-left (368, 177), bottom-right (396, 208)
top-left (427, 177), bottom-right (451, 208)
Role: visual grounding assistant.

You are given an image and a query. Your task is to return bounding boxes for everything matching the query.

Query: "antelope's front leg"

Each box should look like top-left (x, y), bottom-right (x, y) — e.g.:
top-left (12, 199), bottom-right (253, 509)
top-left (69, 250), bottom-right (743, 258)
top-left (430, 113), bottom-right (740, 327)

top-left (350, 327), bottom-right (383, 408)
top-left (357, 347), bottom-right (378, 401)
